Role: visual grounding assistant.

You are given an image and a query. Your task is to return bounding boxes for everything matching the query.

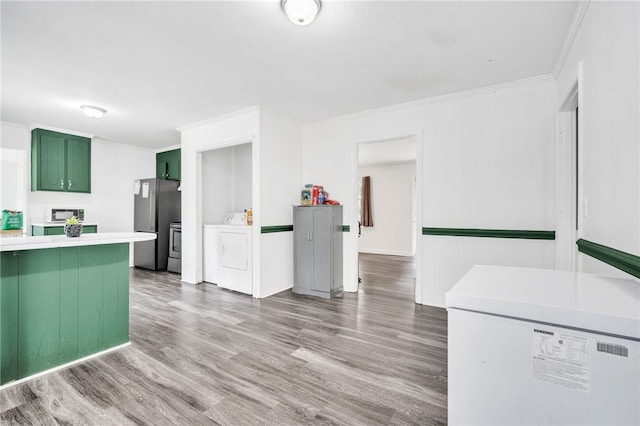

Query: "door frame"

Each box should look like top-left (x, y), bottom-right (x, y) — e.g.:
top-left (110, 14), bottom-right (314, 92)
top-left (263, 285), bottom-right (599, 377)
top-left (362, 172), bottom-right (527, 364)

top-left (195, 136), bottom-right (258, 295)
top-left (556, 63), bottom-right (583, 271)
top-left (351, 129), bottom-right (424, 304)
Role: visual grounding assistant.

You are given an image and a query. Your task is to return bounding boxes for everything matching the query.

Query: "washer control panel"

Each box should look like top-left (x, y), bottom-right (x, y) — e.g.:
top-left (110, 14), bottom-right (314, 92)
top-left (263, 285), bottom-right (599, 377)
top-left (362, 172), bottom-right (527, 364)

top-left (223, 212), bottom-right (247, 225)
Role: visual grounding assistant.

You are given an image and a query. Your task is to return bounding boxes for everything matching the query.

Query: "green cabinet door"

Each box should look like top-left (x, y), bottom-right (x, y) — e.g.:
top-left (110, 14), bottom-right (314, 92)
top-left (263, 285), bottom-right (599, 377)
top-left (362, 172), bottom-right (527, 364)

top-left (1, 252), bottom-right (19, 385)
top-left (167, 149), bottom-right (181, 181)
top-left (32, 225), bottom-right (97, 236)
top-left (46, 227), bottom-right (65, 236)
top-left (78, 245), bottom-right (103, 357)
top-left (59, 247), bottom-right (79, 364)
top-left (18, 249), bottom-right (61, 378)
top-left (66, 136), bottom-right (91, 193)
top-left (156, 150), bottom-right (169, 180)
top-left (156, 149), bottom-right (181, 181)
top-left (83, 225), bottom-right (98, 233)
top-left (102, 244), bottom-right (129, 348)
top-left (31, 129), bottom-right (91, 193)
top-left (32, 132), bottom-right (66, 191)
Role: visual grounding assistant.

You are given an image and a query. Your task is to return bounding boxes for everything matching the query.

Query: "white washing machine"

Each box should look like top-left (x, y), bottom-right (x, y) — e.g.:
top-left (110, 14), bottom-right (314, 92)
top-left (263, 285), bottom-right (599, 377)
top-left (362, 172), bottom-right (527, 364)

top-left (202, 212), bottom-right (252, 295)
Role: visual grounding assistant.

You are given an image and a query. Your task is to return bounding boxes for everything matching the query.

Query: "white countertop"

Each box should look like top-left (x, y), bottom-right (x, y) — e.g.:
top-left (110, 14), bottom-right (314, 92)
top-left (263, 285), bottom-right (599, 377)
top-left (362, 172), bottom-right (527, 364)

top-left (32, 222), bottom-right (99, 227)
top-left (446, 265), bottom-right (640, 339)
top-left (0, 232), bottom-right (156, 252)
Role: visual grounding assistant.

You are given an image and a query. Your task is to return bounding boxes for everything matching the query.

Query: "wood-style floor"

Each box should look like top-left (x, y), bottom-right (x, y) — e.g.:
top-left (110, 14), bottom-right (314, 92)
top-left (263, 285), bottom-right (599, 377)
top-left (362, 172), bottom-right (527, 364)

top-left (0, 253), bottom-right (447, 425)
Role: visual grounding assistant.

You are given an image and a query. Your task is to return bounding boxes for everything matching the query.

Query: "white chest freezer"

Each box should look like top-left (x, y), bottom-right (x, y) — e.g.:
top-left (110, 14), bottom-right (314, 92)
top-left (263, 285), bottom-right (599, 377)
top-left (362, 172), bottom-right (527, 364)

top-left (446, 265), bottom-right (640, 426)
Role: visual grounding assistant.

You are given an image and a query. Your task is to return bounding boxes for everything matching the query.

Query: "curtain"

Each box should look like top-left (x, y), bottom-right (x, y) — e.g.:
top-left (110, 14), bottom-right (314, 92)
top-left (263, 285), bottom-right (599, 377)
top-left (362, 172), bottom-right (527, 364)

top-left (361, 176), bottom-right (373, 227)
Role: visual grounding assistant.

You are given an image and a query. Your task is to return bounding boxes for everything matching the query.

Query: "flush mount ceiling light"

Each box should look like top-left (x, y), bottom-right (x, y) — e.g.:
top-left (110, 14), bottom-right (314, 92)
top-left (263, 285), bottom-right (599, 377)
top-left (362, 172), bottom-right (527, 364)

top-left (80, 105), bottom-right (106, 118)
top-left (281, 0), bottom-right (321, 26)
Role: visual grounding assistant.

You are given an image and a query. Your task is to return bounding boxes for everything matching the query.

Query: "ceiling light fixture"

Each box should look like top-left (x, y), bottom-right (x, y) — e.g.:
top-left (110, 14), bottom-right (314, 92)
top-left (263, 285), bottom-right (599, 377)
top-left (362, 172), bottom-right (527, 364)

top-left (281, 0), bottom-right (321, 26)
top-left (80, 105), bottom-right (106, 118)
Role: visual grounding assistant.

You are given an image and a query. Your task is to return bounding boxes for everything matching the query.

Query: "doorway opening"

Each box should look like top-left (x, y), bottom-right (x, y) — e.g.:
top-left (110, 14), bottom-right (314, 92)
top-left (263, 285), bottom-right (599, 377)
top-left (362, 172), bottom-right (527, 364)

top-left (356, 136), bottom-right (418, 302)
top-left (198, 141), bottom-right (255, 296)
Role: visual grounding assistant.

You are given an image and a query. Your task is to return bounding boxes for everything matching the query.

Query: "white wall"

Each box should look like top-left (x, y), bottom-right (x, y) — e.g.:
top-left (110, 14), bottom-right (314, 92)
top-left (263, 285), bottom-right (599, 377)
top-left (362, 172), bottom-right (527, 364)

top-left (1, 121), bottom-right (156, 263)
top-left (180, 107), bottom-right (260, 286)
top-left (257, 108), bottom-right (302, 298)
top-left (28, 139), bottom-right (156, 231)
top-left (302, 78), bottom-right (557, 307)
top-left (1, 123), bottom-right (31, 227)
top-left (1, 149), bottom-right (27, 217)
top-left (1, 121), bottom-right (155, 231)
top-left (358, 161), bottom-right (415, 256)
top-left (201, 142), bottom-right (253, 226)
top-left (202, 147), bottom-right (232, 224)
top-left (180, 107), bottom-right (301, 298)
top-left (556, 1), bottom-right (639, 278)
top-left (232, 143), bottom-right (253, 212)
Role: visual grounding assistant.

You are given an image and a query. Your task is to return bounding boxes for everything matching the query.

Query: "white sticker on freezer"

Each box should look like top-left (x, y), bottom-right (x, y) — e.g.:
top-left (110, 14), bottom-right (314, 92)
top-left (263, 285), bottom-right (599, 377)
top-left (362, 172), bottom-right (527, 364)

top-left (532, 328), bottom-right (590, 392)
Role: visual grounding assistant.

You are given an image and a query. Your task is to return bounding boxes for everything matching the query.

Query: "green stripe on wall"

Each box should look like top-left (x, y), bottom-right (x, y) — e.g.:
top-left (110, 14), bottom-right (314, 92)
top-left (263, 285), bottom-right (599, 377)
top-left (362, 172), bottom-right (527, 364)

top-left (261, 225), bottom-right (348, 233)
top-left (422, 227), bottom-right (555, 240)
top-left (260, 225), bottom-right (293, 234)
top-left (576, 239), bottom-right (640, 279)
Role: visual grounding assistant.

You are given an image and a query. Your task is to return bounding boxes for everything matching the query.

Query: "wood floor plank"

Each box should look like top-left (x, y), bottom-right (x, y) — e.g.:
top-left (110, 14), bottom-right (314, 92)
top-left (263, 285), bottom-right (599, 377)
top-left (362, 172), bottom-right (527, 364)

top-left (0, 253), bottom-right (447, 425)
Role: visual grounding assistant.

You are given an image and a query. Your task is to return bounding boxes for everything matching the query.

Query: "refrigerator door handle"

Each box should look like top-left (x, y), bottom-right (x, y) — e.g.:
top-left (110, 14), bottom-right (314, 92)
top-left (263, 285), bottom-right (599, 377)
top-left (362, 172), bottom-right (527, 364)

top-left (148, 189), bottom-right (154, 231)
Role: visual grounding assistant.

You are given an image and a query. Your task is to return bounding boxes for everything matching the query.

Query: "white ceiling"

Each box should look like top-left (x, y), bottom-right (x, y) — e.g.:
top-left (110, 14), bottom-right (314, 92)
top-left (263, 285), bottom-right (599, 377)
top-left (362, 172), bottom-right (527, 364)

top-left (1, 1), bottom-right (578, 150)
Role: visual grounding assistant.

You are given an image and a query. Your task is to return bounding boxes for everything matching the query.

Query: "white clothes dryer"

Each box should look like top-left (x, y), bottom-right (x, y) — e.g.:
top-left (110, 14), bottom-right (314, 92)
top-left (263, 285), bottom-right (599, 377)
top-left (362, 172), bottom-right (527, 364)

top-left (202, 212), bottom-right (252, 295)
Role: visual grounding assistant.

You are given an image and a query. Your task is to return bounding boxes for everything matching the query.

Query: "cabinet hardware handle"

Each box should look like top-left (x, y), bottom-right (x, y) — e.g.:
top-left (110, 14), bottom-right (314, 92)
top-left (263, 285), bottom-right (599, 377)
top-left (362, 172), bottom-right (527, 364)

top-left (60, 179), bottom-right (64, 188)
top-left (68, 180), bottom-right (72, 188)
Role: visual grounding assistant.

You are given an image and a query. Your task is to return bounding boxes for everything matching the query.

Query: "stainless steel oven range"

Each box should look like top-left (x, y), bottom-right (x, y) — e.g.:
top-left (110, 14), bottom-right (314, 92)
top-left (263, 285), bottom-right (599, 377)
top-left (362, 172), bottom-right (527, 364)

top-left (167, 222), bottom-right (181, 273)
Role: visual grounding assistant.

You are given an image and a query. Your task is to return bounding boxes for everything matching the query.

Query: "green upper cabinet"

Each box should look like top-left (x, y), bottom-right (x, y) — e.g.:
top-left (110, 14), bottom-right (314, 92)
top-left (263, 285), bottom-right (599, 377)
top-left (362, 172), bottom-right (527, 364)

top-left (65, 137), bottom-right (91, 192)
top-left (156, 149), bottom-right (180, 181)
top-left (31, 128), bottom-right (91, 193)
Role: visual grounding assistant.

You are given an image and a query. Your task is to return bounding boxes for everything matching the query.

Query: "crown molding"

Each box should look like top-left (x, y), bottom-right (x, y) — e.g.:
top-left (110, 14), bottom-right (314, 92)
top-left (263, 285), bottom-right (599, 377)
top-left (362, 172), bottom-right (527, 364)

top-left (1, 120), bottom-right (30, 130)
top-left (177, 106), bottom-right (260, 132)
top-left (305, 74), bottom-right (556, 129)
top-left (258, 105), bottom-right (302, 127)
top-left (29, 123), bottom-right (94, 139)
top-left (155, 144), bottom-right (181, 153)
top-left (553, 1), bottom-right (591, 78)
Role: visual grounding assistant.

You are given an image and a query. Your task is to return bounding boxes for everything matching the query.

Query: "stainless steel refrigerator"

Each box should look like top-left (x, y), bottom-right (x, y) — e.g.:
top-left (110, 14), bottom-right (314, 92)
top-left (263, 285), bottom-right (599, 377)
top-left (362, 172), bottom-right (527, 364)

top-left (134, 178), bottom-right (181, 270)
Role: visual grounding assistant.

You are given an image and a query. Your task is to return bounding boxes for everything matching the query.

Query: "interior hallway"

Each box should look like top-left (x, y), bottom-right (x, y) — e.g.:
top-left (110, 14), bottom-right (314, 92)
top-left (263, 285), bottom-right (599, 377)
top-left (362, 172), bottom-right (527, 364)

top-left (1, 255), bottom-right (447, 425)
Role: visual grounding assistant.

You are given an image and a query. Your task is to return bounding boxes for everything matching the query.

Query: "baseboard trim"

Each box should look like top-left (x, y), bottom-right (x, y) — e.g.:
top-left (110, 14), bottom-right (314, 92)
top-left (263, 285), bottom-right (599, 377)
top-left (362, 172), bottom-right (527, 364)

top-left (0, 342), bottom-right (131, 391)
top-left (358, 249), bottom-right (414, 257)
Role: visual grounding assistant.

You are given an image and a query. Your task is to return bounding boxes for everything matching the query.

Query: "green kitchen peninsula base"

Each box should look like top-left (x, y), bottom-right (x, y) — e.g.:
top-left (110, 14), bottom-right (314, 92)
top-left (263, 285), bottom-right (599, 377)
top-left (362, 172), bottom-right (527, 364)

top-left (1, 243), bottom-right (129, 386)
top-left (32, 224), bottom-right (98, 236)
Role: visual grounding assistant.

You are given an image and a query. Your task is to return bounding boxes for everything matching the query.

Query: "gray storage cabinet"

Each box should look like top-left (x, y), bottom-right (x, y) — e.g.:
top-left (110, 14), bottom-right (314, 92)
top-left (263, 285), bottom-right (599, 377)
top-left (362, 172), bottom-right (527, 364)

top-left (293, 205), bottom-right (343, 298)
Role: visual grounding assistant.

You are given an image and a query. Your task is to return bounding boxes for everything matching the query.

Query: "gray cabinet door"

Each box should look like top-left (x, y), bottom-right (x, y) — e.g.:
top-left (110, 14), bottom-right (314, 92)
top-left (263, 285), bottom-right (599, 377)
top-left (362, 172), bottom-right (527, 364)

top-left (293, 207), bottom-right (313, 291)
top-left (331, 206), bottom-right (343, 292)
top-left (311, 208), bottom-right (332, 292)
